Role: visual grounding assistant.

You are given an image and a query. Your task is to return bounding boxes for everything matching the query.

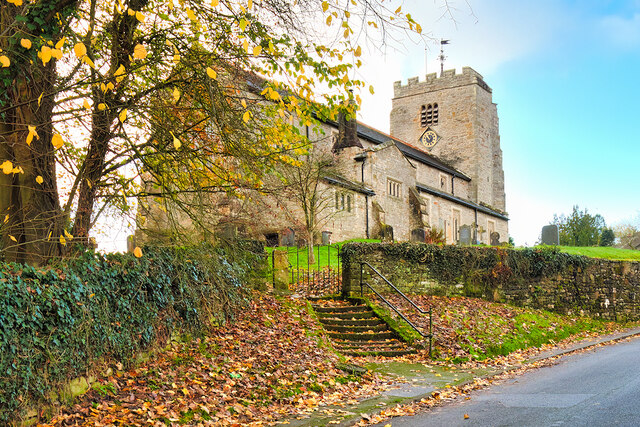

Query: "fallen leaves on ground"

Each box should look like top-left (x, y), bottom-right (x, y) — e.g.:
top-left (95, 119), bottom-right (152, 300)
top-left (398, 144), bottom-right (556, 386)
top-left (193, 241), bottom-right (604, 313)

top-left (372, 294), bottom-right (626, 362)
top-left (43, 294), bottom-right (386, 426)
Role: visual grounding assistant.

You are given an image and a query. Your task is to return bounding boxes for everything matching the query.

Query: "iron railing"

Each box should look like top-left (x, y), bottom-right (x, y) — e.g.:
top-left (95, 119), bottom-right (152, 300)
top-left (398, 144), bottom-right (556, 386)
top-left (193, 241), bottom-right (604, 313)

top-left (270, 243), bottom-right (342, 295)
top-left (360, 261), bottom-right (433, 357)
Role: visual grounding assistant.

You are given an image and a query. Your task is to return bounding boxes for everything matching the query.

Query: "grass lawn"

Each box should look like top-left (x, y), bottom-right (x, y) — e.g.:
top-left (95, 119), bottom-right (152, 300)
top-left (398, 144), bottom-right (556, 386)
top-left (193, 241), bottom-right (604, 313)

top-left (266, 238), bottom-right (381, 271)
top-left (266, 240), bottom-right (639, 281)
top-left (547, 246), bottom-right (640, 261)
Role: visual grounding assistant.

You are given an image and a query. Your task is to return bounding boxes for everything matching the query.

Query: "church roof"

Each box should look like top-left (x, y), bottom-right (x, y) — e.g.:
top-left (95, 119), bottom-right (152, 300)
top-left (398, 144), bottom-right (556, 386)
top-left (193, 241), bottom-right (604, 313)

top-left (416, 183), bottom-right (508, 221)
top-left (323, 175), bottom-right (376, 196)
top-left (323, 117), bottom-right (470, 181)
top-left (354, 122), bottom-right (471, 182)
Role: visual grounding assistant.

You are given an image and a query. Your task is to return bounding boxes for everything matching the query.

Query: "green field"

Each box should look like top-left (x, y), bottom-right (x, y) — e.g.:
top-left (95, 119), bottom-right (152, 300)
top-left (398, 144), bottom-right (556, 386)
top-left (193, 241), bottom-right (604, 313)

top-left (546, 246), bottom-right (640, 261)
top-left (266, 239), bottom-right (380, 270)
top-left (267, 241), bottom-right (640, 275)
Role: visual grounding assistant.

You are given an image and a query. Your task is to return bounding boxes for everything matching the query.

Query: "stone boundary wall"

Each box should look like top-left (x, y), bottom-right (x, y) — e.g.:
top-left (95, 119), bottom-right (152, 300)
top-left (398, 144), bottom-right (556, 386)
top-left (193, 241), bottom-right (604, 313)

top-left (341, 243), bottom-right (640, 321)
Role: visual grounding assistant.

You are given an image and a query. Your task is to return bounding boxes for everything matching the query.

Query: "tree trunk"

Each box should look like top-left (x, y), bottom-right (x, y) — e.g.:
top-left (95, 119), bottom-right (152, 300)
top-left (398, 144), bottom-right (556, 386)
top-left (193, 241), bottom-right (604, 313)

top-left (0, 72), bottom-right (64, 265)
top-left (0, 0), bottom-right (81, 264)
top-left (307, 237), bottom-right (315, 265)
top-left (71, 0), bottom-right (150, 244)
top-left (71, 110), bottom-right (114, 241)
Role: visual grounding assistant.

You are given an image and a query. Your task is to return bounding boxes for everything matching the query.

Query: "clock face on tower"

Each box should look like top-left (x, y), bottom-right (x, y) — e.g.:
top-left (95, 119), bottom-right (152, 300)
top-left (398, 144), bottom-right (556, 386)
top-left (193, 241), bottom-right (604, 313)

top-left (419, 127), bottom-right (440, 149)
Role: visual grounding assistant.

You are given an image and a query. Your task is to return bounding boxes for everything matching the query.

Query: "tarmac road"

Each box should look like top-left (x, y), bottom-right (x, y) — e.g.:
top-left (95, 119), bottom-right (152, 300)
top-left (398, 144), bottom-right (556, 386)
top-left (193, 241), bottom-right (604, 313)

top-left (375, 335), bottom-right (640, 427)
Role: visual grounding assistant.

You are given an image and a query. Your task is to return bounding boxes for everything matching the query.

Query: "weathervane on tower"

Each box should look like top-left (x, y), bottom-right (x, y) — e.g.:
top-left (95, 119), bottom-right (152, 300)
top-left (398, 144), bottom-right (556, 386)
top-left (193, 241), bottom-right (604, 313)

top-left (438, 39), bottom-right (449, 76)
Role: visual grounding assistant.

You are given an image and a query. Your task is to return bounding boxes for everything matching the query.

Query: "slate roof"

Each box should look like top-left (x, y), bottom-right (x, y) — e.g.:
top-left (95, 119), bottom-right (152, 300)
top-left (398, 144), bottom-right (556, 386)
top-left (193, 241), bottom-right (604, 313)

top-left (415, 183), bottom-right (508, 220)
top-left (322, 118), bottom-right (470, 181)
top-left (355, 122), bottom-right (471, 181)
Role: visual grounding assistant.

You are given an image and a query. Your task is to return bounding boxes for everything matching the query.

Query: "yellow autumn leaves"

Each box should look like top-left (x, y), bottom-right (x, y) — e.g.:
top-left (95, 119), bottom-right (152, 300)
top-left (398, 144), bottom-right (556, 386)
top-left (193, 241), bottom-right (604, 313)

top-left (74, 42), bottom-right (87, 58)
top-left (59, 229), bottom-right (74, 246)
top-left (38, 38), bottom-right (65, 65)
top-left (52, 134), bottom-right (64, 149)
top-left (1, 160), bottom-right (18, 175)
top-left (133, 44), bottom-right (147, 59)
top-left (170, 131), bottom-right (181, 149)
top-left (20, 124), bottom-right (65, 149)
top-left (26, 125), bottom-right (38, 146)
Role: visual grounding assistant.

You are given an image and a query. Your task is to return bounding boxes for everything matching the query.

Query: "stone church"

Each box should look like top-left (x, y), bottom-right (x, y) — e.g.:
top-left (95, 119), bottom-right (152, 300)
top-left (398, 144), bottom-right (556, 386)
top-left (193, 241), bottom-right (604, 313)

top-left (275, 66), bottom-right (508, 245)
top-left (137, 66), bottom-right (508, 246)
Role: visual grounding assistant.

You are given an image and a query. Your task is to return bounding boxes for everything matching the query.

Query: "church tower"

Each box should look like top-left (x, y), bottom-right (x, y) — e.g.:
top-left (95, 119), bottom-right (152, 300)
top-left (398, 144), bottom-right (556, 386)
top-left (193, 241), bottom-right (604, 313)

top-left (390, 67), bottom-right (505, 212)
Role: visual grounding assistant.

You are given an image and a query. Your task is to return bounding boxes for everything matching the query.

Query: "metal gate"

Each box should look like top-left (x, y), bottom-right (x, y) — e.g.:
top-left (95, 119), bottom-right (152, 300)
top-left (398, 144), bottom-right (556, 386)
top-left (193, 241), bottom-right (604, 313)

top-left (270, 243), bottom-right (342, 296)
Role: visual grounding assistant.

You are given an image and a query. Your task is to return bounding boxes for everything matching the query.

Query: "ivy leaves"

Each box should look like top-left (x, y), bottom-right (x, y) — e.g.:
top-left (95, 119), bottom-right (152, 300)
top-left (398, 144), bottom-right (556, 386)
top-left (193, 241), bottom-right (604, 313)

top-left (0, 244), bottom-right (260, 421)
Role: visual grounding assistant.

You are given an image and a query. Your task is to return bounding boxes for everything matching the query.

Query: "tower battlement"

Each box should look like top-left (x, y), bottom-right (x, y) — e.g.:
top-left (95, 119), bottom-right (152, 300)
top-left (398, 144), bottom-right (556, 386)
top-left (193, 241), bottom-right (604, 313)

top-left (393, 67), bottom-right (491, 98)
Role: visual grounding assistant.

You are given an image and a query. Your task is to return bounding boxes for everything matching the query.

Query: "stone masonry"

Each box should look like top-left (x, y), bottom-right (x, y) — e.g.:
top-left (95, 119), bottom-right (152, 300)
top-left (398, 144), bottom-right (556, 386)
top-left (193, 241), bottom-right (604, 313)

top-left (390, 67), bottom-right (506, 212)
top-left (342, 243), bottom-right (640, 322)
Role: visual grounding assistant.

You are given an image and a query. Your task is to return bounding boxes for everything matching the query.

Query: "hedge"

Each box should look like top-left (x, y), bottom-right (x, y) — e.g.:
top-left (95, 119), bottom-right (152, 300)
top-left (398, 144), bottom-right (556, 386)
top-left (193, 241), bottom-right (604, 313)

top-left (0, 242), bottom-right (264, 421)
top-left (341, 243), bottom-right (593, 296)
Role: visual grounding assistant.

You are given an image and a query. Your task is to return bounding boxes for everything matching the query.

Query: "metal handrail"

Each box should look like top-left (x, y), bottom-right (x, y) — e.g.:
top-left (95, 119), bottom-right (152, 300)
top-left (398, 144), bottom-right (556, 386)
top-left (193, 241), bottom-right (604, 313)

top-left (360, 261), bottom-right (433, 357)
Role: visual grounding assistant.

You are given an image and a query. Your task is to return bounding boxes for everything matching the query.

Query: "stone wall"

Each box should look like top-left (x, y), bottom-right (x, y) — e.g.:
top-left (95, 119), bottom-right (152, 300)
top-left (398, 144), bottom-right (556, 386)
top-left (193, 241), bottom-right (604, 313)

top-left (341, 243), bottom-right (640, 321)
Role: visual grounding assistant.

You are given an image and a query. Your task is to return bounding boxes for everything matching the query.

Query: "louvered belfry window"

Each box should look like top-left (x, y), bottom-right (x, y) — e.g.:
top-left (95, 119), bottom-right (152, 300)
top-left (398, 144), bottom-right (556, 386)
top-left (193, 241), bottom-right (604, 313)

top-left (421, 103), bottom-right (439, 126)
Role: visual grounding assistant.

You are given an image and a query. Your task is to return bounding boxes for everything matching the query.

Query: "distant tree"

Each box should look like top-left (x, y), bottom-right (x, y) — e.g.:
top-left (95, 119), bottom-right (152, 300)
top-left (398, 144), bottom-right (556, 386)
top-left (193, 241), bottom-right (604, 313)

top-left (600, 228), bottom-right (615, 247)
top-left (551, 205), bottom-right (606, 246)
top-left (614, 213), bottom-right (640, 240)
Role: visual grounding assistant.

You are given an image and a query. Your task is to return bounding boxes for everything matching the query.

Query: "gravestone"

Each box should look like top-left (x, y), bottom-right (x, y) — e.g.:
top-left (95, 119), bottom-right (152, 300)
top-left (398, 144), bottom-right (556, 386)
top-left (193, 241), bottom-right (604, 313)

top-left (381, 225), bottom-right (394, 242)
top-left (541, 225), bottom-right (560, 245)
top-left (490, 231), bottom-right (500, 246)
top-left (281, 228), bottom-right (296, 247)
top-left (321, 231), bottom-right (332, 245)
top-left (272, 249), bottom-right (290, 292)
top-left (218, 224), bottom-right (237, 239)
top-left (411, 228), bottom-right (426, 242)
top-left (459, 225), bottom-right (472, 245)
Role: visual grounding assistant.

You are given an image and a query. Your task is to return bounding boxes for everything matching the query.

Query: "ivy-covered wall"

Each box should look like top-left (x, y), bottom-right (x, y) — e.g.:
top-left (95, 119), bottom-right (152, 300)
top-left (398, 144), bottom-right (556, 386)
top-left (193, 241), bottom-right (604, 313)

top-left (341, 243), bottom-right (640, 321)
top-left (0, 242), bottom-right (265, 422)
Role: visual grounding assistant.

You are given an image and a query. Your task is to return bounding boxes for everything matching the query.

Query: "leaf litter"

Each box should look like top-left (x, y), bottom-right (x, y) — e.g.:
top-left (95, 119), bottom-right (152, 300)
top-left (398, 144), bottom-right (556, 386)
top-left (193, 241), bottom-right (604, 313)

top-left (42, 294), bottom-right (387, 426)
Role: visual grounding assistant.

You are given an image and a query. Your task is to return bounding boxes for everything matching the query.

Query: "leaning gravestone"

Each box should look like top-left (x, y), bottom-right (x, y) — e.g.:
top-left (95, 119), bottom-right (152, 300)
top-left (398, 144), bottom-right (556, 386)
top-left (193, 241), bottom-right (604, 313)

top-left (459, 225), bottom-right (472, 245)
top-left (490, 231), bottom-right (500, 246)
top-left (541, 225), bottom-right (560, 245)
top-left (321, 231), bottom-right (332, 245)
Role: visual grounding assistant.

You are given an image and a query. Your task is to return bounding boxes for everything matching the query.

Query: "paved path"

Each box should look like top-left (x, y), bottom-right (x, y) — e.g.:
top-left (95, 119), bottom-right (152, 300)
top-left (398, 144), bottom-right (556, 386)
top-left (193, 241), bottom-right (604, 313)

top-left (375, 335), bottom-right (640, 427)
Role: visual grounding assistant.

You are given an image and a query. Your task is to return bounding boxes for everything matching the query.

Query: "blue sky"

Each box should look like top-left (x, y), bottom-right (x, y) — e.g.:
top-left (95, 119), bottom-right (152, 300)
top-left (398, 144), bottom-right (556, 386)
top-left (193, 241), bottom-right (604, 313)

top-left (356, 0), bottom-right (640, 245)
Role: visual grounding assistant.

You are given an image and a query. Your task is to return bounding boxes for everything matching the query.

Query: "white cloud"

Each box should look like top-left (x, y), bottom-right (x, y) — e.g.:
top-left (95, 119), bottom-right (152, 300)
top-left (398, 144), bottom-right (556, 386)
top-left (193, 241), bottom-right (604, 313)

top-left (599, 13), bottom-right (640, 48)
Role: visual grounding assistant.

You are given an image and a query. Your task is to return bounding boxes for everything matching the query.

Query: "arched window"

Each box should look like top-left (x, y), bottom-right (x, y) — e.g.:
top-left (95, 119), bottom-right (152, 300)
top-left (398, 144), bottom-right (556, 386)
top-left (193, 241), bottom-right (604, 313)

top-left (420, 105), bottom-right (427, 127)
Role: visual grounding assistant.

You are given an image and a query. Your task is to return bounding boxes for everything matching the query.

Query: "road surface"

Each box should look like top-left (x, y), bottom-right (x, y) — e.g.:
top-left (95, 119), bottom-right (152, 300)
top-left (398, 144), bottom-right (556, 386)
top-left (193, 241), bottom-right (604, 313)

top-left (376, 336), bottom-right (640, 427)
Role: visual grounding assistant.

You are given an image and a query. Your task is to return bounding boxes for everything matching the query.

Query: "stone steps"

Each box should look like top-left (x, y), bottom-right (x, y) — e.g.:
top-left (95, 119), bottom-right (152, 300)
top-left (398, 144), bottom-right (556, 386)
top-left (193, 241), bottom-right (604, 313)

top-left (311, 300), bottom-right (415, 357)
top-left (316, 311), bottom-right (377, 320)
top-left (320, 318), bottom-right (385, 327)
top-left (322, 324), bottom-right (388, 333)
